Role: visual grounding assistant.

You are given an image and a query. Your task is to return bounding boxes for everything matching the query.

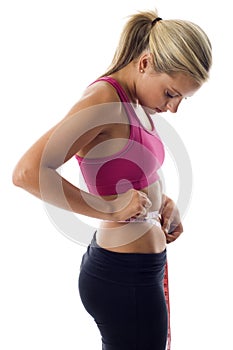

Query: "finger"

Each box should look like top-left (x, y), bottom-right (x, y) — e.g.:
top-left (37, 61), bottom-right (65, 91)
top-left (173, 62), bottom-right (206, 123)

top-left (138, 191), bottom-right (152, 207)
top-left (140, 206), bottom-right (147, 217)
top-left (144, 200), bottom-right (152, 209)
top-left (169, 222), bottom-right (183, 235)
top-left (165, 232), bottom-right (176, 244)
top-left (165, 228), bottom-right (182, 243)
top-left (166, 235), bottom-right (175, 244)
top-left (135, 206), bottom-right (147, 218)
top-left (138, 190), bottom-right (147, 197)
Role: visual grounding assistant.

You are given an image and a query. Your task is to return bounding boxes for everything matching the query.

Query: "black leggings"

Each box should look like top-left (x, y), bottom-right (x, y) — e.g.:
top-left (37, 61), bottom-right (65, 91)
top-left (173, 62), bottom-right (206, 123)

top-left (78, 233), bottom-right (168, 350)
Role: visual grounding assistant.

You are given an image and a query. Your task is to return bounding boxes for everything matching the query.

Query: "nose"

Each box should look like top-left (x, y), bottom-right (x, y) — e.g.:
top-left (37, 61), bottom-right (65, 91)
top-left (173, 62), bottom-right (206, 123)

top-left (167, 98), bottom-right (182, 113)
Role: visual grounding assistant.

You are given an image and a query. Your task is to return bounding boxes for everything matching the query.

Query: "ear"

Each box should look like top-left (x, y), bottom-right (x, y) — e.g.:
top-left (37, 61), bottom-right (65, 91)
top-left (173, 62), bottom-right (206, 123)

top-left (138, 52), bottom-right (154, 72)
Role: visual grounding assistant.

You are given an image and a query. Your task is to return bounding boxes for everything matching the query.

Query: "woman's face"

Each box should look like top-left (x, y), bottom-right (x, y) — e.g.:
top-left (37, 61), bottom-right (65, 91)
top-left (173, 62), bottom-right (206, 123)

top-left (136, 66), bottom-right (201, 115)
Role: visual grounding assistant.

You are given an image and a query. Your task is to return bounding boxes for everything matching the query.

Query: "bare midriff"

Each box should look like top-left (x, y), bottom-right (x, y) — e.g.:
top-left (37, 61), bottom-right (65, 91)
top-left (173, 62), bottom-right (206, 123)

top-left (96, 181), bottom-right (166, 254)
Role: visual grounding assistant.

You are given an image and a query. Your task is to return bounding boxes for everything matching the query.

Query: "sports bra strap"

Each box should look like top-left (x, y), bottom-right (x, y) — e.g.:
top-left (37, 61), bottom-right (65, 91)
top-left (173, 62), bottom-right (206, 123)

top-left (93, 76), bottom-right (130, 103)
top-left (90, 76), bottom-right (142, 129)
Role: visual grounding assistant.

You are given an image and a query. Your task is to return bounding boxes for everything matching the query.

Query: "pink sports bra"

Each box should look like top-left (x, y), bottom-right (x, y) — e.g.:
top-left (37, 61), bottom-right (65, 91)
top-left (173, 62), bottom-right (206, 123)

top-left (75, 77), bottom-right (165, 196)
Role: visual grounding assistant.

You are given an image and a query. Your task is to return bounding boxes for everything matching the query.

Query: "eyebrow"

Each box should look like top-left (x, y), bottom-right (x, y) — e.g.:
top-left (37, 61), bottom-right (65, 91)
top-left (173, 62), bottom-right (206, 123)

top-left (171, 87), bottom-right (182, 97)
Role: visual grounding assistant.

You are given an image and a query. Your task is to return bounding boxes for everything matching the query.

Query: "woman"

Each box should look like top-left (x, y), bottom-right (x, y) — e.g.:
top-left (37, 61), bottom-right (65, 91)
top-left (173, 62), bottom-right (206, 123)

top-left (12, 9), bottom-right (212, 350)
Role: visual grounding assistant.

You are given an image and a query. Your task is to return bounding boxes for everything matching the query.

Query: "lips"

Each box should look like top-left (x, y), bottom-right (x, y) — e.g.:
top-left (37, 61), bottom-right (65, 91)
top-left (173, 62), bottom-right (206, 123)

top-left (155, 108), bottom-right (163, 113)
top-left (144, 107), bottom-right (165, 115)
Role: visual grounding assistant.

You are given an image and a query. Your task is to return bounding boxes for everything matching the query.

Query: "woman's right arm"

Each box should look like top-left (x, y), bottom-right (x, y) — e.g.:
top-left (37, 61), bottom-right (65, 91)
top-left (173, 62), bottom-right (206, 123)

top-left (12, 89), bottom-right (151, 221)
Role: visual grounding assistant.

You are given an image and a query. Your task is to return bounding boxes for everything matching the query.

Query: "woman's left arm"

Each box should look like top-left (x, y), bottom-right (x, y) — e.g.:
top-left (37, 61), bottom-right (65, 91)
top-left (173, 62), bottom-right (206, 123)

top-left (159, 194), bottom-right (184, 243)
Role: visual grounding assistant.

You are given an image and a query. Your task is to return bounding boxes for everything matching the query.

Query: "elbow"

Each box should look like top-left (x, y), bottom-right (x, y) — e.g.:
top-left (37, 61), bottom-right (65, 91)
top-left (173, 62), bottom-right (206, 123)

top-left (12, 160), bottom-right (42, 200)
top-left (12, 163), bottom-right (37, 190)
top-left (12, 164), bottom-right (28, 188)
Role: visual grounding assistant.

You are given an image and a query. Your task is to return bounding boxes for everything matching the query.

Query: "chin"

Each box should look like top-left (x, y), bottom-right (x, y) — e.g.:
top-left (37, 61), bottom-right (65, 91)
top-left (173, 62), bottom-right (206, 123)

top-left (143, 106), bottom-right (157, 115)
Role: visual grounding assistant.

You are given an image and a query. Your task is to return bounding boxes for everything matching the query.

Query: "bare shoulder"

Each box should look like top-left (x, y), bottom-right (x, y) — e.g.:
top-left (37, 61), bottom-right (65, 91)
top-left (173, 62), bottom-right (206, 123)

top-left (66, 79), bottom-right (121, 118)
top-left (43, 80), bottom-right (124, 167)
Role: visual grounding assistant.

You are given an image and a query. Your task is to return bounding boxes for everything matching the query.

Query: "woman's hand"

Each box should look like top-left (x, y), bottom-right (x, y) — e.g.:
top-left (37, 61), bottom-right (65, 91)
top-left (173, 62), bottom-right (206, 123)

top-left (159, 195), bottom-right (183, 243)
top-left (110, 189), bottom-right (152, 221)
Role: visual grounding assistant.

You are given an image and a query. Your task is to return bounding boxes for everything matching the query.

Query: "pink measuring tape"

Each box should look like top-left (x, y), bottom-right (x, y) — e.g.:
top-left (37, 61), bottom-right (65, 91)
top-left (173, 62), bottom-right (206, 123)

top-left (164, 261), bottom-right (171, 350)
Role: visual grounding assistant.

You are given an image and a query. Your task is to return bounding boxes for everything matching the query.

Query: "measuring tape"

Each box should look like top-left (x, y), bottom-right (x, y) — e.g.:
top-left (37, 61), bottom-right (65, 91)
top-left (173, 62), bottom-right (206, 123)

top-left (164, 261), bottom-right (171, 350)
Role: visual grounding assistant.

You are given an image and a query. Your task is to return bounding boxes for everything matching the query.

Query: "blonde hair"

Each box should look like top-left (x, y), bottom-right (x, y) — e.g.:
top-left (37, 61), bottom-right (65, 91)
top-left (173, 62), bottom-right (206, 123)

top-left (102, 10), bottom-right (212, 84)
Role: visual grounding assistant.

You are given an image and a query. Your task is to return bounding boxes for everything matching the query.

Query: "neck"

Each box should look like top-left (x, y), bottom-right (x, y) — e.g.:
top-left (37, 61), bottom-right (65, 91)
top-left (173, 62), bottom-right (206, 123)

top-left (108, 64), bottom-right (138, 105)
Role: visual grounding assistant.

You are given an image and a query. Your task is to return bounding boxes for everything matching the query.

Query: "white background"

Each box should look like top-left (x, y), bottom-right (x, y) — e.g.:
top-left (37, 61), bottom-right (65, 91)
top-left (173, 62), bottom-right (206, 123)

top-left (1, 0), bottom-right (232, 349)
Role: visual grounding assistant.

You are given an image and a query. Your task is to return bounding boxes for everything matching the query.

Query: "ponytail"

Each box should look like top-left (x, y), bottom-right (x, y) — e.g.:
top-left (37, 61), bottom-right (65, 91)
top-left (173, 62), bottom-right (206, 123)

top-left (101, 11), bottom-right (157, 77)
top-left (101, 9), bottom-right (212, 84)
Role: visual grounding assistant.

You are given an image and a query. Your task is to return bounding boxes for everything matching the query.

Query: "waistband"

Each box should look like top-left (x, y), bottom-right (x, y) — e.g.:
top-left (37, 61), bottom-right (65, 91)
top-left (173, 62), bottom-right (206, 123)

top-left (80, 232), bottom-right (167, 286)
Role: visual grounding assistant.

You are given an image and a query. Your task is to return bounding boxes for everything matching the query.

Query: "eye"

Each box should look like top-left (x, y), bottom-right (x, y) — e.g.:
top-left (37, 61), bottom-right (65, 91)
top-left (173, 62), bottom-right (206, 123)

top-left (166, 91), bottom-right (176, 98)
